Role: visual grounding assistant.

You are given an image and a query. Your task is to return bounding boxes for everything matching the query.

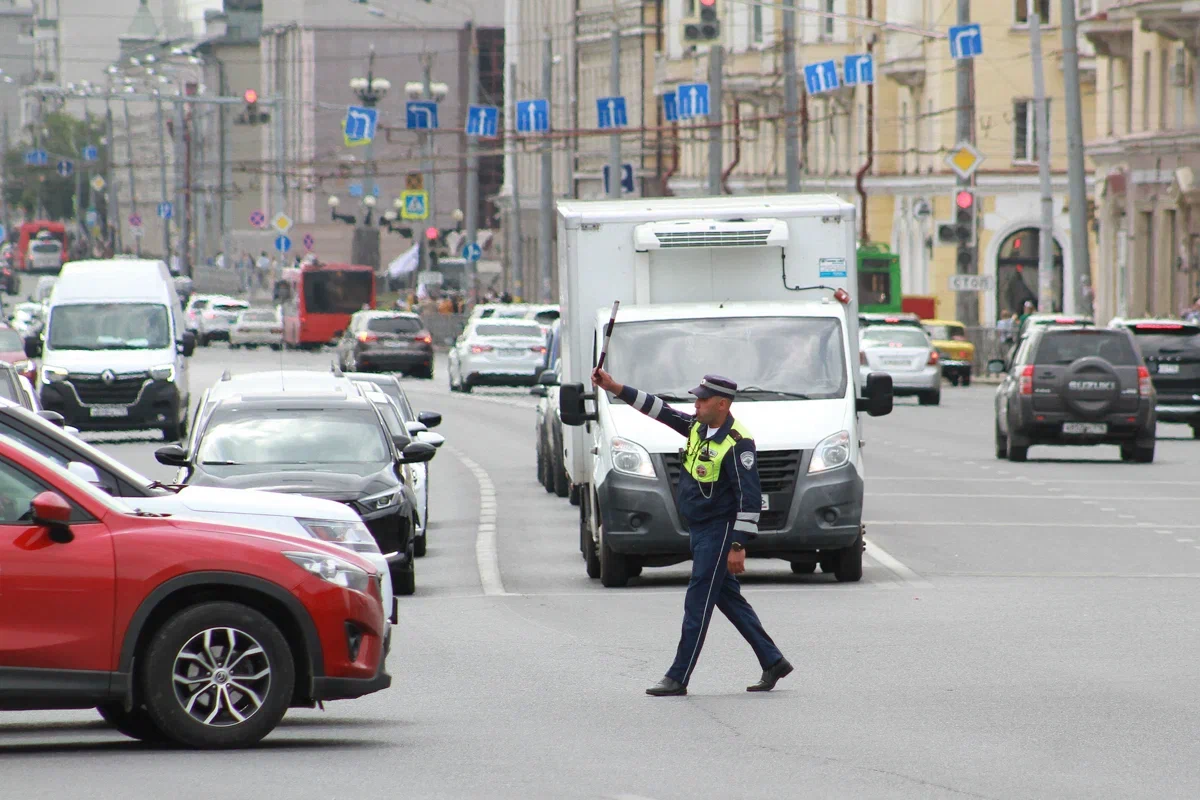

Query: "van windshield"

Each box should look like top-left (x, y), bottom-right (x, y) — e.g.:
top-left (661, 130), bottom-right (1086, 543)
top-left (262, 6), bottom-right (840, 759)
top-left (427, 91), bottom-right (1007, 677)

top-left (47, 303), bottom-right (172, 351)
top-left (607, 317), bottom-right (848, 402)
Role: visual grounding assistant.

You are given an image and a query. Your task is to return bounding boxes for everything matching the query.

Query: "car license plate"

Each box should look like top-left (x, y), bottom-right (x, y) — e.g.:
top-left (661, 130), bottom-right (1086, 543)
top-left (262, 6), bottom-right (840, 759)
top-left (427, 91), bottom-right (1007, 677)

top-left (1158, 363), bottom-right (1180, 374)
top-left (90, 405), bottom-right (129, 418)
top-left (501, 348), bottom-right (524, 356)
top-left (384, 340), bottom-right (404, 348)
top-left (1063, 422), bottom-right (1106, 434)
top-left (761, 494), bottom-right (770, 511)
top-left (883, 358), bottom-right (910, 367)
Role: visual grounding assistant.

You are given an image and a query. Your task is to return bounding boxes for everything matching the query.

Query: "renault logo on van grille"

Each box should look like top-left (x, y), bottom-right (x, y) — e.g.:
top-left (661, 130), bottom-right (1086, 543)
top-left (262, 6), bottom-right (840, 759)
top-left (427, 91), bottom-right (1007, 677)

top-left (100, 369), bottom-right (116, 385)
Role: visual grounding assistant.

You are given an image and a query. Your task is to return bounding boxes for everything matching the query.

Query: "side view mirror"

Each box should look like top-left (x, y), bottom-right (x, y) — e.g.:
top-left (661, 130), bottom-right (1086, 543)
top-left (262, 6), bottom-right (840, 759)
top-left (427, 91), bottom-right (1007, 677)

top-left (178, 330), bottom-right (196, 357)
top-left (530, 385), bottom-right (547, 397)
top-left (986, 359), bottom-right (1007, 375)
top-left (23, 334), bottom-right (41, 358)
top-left (538, 370), bottom-right (559, 386)
top-left (36, 409), bottom-right (66, 428)
top-left (399, 441), bottom-right (436, 464)
top-left (856, 372), bottom-right (894, 417)
top-left (154, 444), bottom-right (189, 467)
top-left (405, 421), bottom-right (428, 435)
top-left (416, 430), bottom-right (445, 449)
top-left (417, 411), bottom-right (441, 429)
top-left (66, 461), bottom-right (103, 488)
top-left (559, 382), bottom-right (595, 427)
top-left (31, 491), bottom-right (73, 543)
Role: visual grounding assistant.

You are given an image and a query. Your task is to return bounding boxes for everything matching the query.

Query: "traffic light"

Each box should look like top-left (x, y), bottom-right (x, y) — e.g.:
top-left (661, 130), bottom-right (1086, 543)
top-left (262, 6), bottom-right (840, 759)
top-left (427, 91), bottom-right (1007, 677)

top-left (953, 189), bottom-right (976, 247)
top-left (684, 0), bottom-right (721, 44)
top-left (237, 89), bottom-right (270, 125)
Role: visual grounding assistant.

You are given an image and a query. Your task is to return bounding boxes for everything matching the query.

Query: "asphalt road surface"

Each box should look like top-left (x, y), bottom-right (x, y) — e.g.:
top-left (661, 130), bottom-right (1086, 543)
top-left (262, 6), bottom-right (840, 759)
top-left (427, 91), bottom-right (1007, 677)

top-left (4, 339), bottom-right (1200, 799)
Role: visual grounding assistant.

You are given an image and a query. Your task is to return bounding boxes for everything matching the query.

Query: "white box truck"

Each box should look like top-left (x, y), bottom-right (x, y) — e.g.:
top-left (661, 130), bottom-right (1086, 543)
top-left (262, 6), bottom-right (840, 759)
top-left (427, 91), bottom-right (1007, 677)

top-left (555, 194), bottom-right (894, 587)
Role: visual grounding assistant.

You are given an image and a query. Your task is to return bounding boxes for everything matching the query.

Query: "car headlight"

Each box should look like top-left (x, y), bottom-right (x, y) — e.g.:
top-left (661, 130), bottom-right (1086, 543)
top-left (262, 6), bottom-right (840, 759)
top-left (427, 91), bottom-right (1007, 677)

top-left (150, 364), bottom-right (175, 382)
top-left (284, 551), bottom-right (372, 593)
top-left (41, 365), bottom-right (68, 383)
top-left (361, 488), bottom-right (400, 510)
top-left (611, 437), bottom-right (656, 479)
top-left (809, 430), bottom-right (851, 474)
top-left (297, 518), bottom-right (381, 555)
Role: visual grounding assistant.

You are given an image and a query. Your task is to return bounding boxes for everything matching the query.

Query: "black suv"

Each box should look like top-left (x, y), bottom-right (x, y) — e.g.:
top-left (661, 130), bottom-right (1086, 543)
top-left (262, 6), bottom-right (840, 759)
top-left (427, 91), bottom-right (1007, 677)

top-left (1110, 319), bottom-right (1200, 438)
top-left (155, 392), bottom-right (434, 593)
top-left (989, 325), bottom-right (1156, 462)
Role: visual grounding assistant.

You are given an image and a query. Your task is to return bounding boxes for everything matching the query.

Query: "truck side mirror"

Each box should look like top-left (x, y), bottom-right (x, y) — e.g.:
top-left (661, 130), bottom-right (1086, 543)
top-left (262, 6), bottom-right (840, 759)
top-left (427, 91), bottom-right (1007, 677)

top-left (856, 372), bottom-right (894, 417)
top-left (178, 330), bottom-right (196, 357)
top-left (559, 382), bottom-right (595, 426)
top-left (23, 334), bottom-right (41, 359)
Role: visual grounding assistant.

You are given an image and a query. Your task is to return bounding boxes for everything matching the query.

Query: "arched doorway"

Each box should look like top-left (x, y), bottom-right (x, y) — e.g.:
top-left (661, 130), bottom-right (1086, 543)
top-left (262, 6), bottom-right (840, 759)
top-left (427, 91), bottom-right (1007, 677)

top-left (995, 227), bottom-right (1064, 318)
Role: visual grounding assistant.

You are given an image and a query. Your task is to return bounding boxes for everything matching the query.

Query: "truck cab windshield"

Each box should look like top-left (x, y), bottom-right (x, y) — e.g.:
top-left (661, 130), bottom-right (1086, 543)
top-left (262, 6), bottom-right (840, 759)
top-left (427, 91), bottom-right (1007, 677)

top-left (47, 303), bottom-right (172, 351)
top-left (605, 316), bottom-right (848, 402)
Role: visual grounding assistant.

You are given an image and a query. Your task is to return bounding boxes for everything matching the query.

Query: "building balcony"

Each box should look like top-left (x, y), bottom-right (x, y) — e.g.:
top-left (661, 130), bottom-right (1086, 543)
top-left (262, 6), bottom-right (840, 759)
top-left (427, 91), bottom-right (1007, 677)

top-left (1133, 0), bottom-right (1200, 44)
top-left (879, 55), bottom-right (925, 88)
top-left (1078, 8), bottom-right (1133, 60)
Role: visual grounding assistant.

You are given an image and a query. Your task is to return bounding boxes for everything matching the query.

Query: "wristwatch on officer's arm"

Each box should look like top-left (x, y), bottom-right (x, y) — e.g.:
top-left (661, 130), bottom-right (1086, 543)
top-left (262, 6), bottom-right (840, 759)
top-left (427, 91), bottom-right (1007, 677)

top-left (730, 542), bottom-right (745, 553)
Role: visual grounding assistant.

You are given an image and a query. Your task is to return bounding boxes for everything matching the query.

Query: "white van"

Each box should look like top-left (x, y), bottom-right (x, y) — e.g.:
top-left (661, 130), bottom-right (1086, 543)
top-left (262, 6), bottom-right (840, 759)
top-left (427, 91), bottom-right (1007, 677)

top-left (31, 259), bottom-right (194, 439)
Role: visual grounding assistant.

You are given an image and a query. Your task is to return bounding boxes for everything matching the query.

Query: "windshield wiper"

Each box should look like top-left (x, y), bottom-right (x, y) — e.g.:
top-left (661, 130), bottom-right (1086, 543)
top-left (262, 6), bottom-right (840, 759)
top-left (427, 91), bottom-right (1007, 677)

top-left (738, 386), bottom-right (813, 400)
top-left (199, 460), bottom-right (240, 465)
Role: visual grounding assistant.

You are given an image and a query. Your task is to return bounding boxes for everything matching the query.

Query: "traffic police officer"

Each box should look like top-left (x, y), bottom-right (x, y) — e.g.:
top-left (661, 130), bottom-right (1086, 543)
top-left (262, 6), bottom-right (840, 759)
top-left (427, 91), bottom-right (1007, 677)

top-left (591, 367), bottom-right (793, 697)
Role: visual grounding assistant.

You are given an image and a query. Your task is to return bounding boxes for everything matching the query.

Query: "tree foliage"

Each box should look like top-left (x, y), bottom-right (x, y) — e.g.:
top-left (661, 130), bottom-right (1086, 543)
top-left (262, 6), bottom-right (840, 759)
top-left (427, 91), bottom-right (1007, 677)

top-left (3, 111), bottom-right (108, 221)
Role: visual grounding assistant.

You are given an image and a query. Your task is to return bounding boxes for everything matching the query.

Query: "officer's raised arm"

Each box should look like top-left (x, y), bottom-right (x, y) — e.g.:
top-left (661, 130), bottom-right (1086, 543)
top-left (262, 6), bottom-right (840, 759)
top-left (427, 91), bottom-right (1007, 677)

top-left (591, 367), bottom-right (693, 437)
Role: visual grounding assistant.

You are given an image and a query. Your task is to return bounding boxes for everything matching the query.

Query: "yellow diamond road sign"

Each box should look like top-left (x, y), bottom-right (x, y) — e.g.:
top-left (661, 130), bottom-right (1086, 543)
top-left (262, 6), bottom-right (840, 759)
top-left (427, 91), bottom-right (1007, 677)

top-left (945, 140), bottom-right (984, 180)
top-left (271, 212), bottom-right (293, 233)
top-left (91, 175), bottom-right (105, 192)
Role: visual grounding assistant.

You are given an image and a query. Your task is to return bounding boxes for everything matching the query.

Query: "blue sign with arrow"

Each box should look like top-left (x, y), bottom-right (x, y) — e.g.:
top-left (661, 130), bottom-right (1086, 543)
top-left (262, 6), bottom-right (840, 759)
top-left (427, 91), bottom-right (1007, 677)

top-left (465, 105), bottom-right (499, 137)
top-left (597, 96), bottom-right (628, 129)
top-left (157, 202), bottom-right (173, 219)
top-left (344, 105), bottom-right (378, 146)
top-left (949, 23), bottom-right (983, 59)
top-left (677, 83), bottom-right (710, 118)
top-left (803, 60), bottom-right (841, 94)
top-left (56, 160), bottom-right (73, 178)
top-left (275, 234), bottom-right (292, 253)
top-left (25, 149), bottom-right (48, 167)
top-left (348, 182), bottom-right (364, 198)
top-left (516, 99), bottom-right (550, 133)
top-left (461, 242), bottom-right (482, 262)
top-left (843, 53), bottom-right (875, 86)
top-left (662, 92), bottom-right (678, 123)
top-left (602, 163), bottom-right (635, 195)
top-left (406, 100), bottom-right (439, 130)
top-left (82, 145), bottom-right (99, 162)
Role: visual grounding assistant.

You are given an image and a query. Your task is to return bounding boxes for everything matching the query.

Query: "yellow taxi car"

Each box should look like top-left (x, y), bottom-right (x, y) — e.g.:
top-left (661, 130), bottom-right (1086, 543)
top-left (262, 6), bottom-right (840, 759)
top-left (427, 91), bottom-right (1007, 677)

top-left (921, 319), bottom-right (976, 386)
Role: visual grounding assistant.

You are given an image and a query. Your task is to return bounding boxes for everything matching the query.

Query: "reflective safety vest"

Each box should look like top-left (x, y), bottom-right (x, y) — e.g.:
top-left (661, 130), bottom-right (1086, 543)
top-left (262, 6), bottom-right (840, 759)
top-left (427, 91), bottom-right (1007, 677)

top-left (682, 419), bottom-right (752, 484)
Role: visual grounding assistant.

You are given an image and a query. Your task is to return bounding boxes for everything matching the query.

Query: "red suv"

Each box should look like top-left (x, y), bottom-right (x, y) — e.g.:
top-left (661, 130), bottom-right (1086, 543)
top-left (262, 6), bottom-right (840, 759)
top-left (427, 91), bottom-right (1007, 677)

top-left (0, 437), bottom-right (390, 748)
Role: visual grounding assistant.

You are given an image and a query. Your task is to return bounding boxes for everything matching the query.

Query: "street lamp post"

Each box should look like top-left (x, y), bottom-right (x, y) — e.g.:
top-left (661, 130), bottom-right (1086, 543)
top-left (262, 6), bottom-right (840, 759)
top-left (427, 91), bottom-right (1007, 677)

top-left (348, 48), bottom-right (390, 271)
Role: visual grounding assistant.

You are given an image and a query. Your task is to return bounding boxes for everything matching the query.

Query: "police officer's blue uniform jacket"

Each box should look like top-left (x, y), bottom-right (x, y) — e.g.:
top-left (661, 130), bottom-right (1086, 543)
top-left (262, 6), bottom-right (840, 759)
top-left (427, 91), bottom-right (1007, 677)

top-left (615, 380), bottom-right (762, 543)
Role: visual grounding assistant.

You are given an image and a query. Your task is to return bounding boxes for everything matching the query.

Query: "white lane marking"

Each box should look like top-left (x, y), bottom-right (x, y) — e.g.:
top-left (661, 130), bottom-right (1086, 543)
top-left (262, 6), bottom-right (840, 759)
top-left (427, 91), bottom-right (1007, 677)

top-left (1101, 507), bottom-right (1116, 512)
top-left (865, 520), bottom-right (1200, 529)
top-left (1118, 514), bottom-right (1135, 519)
top-left (864, 540), bottom-right (932, 588)
top-left (1157, 530), bottom-right (1174, 535)
top-left (445, 443), bottom-right (511, 597)
top-left (872, 477), bottom-right (1200, 486)
top-left (1178, 538), bottom-right (1195, 543)
top-left (868, 493), bottom-right (1200, 502)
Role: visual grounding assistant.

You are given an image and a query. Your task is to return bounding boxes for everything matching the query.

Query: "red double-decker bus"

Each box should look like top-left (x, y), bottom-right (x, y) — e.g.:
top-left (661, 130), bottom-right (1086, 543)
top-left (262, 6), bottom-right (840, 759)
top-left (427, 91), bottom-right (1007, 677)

top-left (275, 261), bottom-right (375, 348)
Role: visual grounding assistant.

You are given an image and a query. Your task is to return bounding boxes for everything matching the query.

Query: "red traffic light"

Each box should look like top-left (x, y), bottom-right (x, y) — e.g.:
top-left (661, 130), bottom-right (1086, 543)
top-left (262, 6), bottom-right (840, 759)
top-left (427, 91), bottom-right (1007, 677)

top-left (243, 89), bottom-right (258, 104)
top-left (425, 226), bottom-right (439, 241)
top-left (955, 190), bottom-right (974, 210)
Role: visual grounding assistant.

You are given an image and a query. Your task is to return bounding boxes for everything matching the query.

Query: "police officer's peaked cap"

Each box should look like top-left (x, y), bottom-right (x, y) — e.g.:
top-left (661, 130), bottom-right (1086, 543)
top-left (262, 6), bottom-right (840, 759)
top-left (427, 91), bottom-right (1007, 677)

top-left (689, 374), bottom-right (737, 400)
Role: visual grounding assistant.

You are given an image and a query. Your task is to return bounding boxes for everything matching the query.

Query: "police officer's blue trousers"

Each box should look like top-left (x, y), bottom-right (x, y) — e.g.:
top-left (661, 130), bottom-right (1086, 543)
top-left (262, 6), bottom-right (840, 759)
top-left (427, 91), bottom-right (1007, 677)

top-left (665, 518), bottom-right (784, 686)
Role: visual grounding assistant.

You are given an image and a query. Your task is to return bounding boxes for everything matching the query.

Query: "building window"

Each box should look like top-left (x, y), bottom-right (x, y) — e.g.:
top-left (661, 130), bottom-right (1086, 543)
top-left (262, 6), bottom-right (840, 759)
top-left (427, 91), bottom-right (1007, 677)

top-left (1142, 50), bottom-right (1151, 131)
top-left (823, 0), bottom-right (835, 39)
top-left (1015, 0), bottom-right (1050, 24)
top-left (752, 3), bottom-right (763, 44)
top-left (1013, 99), bottom-right (1049, 162)
top-left (1105, 59), bottom-right (1114, 136)
top-left (1160, 49), bottom-right (1170, 130)
top-left (900, 101), bottom-right (909, 174)
top-left (685, 0), bottom-right (696, 16)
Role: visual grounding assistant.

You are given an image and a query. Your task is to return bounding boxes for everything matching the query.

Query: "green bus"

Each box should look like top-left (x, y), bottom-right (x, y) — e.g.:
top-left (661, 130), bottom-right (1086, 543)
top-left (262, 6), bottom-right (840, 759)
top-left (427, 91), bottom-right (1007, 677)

top-left (857, 242), bottom-right (902, 314)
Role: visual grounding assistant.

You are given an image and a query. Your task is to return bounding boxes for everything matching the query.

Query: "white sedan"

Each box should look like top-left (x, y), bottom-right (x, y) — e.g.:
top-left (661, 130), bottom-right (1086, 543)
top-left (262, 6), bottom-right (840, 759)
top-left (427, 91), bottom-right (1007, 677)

top-left (229, 307), bottom-right (284, 350)
top-left (448, 318), bottom-right (549, 393)
top-left (859, 325), bottom-right (942, 406)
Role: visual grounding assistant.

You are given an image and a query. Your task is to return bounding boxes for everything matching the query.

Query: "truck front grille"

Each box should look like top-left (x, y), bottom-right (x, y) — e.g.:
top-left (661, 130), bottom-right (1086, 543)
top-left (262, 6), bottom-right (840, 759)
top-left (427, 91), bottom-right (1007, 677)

top-left (69, 374), bottom-right (147, 406)
top-left (661, 449), bottom-right (803, 531)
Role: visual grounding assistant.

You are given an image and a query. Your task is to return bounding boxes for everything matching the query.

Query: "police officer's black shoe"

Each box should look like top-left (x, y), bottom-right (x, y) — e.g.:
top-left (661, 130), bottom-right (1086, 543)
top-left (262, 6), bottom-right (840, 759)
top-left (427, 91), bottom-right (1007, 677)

top-left (747, 658), bottom-right (793, 692)
top-left (646, 677), bottom-right (687, 697)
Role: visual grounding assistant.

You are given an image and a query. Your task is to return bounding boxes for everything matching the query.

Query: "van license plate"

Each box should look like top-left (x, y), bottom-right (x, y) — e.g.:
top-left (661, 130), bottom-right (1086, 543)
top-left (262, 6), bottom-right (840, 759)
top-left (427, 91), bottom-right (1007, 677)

top-left (1157, 363), bottom-right (1180, 374)
top-left (761, 495), bottom-right (770, 511)
top-left (90, 406), bottom-right (129, 418)
top-left (1063, 422), bottom-right (1105, 434)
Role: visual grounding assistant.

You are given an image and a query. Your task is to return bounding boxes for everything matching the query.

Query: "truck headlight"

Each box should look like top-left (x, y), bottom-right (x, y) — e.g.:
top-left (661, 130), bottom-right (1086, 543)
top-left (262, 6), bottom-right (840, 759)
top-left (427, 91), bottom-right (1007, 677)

top-left (41, 365), bottom-right (68, 383)
top-left (611, 437), bottom-right (656, 479)
top-left (149, 364), bottom-right (175, 381)
top-left (284, 551), bottom-right (371, 593)
top-left (297, 518), bottom-right (380, 555)
top-left (808, 430), bottom-right (851, 474)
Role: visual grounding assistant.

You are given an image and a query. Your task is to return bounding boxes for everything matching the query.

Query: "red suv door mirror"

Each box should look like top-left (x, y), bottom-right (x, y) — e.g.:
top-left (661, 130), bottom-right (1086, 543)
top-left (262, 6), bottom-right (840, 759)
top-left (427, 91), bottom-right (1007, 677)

top-left (31, 491), bottom-right (73, 543)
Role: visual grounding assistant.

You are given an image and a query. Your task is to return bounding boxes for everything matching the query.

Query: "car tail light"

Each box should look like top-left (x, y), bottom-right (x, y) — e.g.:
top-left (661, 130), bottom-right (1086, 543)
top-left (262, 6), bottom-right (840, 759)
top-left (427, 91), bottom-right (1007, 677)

top-left (1138, 365), bottom-right (1151, 397)
top-left (530, 345), bottom-right (547, 354)
top-left (1019, 364), bottom-right (1034, 395)
top-left (1136, 323), bottom-right (1182, 330)
top-left (471, 344), bottom-right (493, 354)
top-left (927, 350), bottom-right (939, 366)
top-left (357, 332), bottom-right (378, 343)
top-left (859, 351), bottom-right (867, 365)
top-left (414, 333), bottom-right (432, 344)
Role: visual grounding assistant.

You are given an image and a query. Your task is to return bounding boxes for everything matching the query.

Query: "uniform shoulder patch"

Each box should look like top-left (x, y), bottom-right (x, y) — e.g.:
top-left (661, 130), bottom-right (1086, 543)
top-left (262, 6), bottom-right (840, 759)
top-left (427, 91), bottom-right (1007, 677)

top-left (740, 451), bottom-right (755, 470)
top-left (728, 429), bottom-right (743, 442)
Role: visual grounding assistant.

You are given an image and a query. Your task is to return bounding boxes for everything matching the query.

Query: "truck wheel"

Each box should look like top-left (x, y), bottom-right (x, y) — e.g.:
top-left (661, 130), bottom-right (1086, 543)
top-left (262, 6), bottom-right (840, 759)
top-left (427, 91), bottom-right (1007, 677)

top-left (994, 420), bottom-right (1008, 460)
top-left (541, 443), bottom-right (556, 493)
top-left (818, 557), bottom-right (836, 574)
top-left (790, 561), bottom-right (816, 574)
top-left (391, 563), bottom-right (416, 596)
top-left (460, 378), bottom-right (473, 394)
top-left (599, 528), bottom-right (629, 588)
top-left (1008, 444), bottom-right (1029, 462)
top-left (582, 494), bottom-right (601, 578)
top-left (948, 374), bottom-right (959, 387)
top-left (568, 484), bottom-right (581, 506)
top-left (413, 528), bottom-right (427, 558)
top-left (140, 602), bottom-right (294, 749)
top-left (552, 448), bottom-right (570, 498)
top-left (536, 439), bottom-right (546, 485)
top-left (961, 372), bottom-right (971, 387)
top-left (834, 535), bottom-right (864, 583)
top-left (1134, 443), bottom-right (1155, 463)
top-left (919, 390), bottom-right (941, 406)
top-left (97, 703), bottom-right (167, 742)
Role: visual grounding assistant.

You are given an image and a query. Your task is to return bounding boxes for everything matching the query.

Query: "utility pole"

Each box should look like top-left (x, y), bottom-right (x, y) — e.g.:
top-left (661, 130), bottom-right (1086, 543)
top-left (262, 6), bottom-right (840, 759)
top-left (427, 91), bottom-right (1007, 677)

top-left (350, 48), bottom-right (384, 272)
top-left (1029, 0), bottom-right (1055, 312)
top-left (782, 0), bottom-right (800, 192)
top-left (420, 51), bottom-right (435, 275)
top-left (707, 44), bottom-right (724, 195)
top-left (1, 114), bottom-right (9, 239)
top-left (539, 29), bottom-right (554, 303)
top-left (508, 62), bottom-right (524, 294)
top-left (155, 92), bottom-right (171, 263)
top-left (175, 100), bottom-right (191, 277)
top-left (465, 22), bottom-right (480, 303)
top-left (102, 97), bottom-right (115, 254)
top-left (275, 94), bottom-right (286, 219)
top-left (607, 18), bottom-right (621, 200)
top-left (123, 99), bottom-right (141, 256)
top-left (953, 0), bottom-right (977, 324)
top-left (1060, 0), bottom-right (1092, 315)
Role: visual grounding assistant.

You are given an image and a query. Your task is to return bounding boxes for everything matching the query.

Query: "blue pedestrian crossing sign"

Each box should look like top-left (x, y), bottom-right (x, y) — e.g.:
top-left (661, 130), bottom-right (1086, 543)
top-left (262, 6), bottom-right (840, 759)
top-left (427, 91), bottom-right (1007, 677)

top-left (597, 96), bottom-right (628, 129)
top-left (603, 163), bottom-right (635, 195)
top-left (24, 149), bottom-right (48, 167)
top-left (461, 242), bottom-right (482, 262)
top-left (949, 23), bottom-right (983, 59)
top-left (465, 105), bottom-right (499, 137)
top-left (662, 92), bottom-right (678, 123)
top-left (406, 100), bottom-right (439, 130)
top-left (275, 234), bottom-right (291, 253)
top-left (400, 190), bottom-right (429, 220)
top-left (843, 53), bottom-right (875, 86)
top-left (344, 105), bottom-right (378, 146)
top-left (85, 209), bottom-right (97, 226)
top-left (348, 182), bottom-right (364, 198)
top-left (157, 202), bottom-right (173, 219)
top-left (804, 60), bottom-right (841, 94)
top-left (676, 83), bottom-right (709, 118)
top-left (82, 145), bottom-right (99, 162)
top-left (516, 99), bottom-right (550, 133)
top-left (56, 160), bottom-right (73, 178)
